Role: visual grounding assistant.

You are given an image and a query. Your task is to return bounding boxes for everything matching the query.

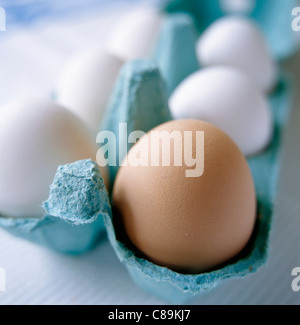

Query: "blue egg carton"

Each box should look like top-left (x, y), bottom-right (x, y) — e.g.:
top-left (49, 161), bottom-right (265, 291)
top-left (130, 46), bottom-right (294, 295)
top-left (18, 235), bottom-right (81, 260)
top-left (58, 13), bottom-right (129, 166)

top-left (0, 0), bottom-right (296, 302)
top-left (100, 1), bottom-right (296, 303)
top-left (0, 160), bottom-right (110, 255)
top-left (102, 64), bottom-right (291, 303)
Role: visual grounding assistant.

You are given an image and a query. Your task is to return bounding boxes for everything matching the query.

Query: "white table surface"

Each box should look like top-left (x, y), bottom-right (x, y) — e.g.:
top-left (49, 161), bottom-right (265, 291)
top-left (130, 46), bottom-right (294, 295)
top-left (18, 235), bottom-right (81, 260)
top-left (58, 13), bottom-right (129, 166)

top-left (0, 1), bottom-right (300, 305)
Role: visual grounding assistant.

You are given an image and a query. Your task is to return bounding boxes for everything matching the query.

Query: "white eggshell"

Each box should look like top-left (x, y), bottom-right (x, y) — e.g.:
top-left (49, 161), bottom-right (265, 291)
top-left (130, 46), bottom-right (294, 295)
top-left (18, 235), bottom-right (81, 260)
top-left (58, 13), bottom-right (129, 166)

top-left (169, 66), bottom-right (273, 156)
top-left (0, 98), bottom-right (108, 218)
top-left (219, 0), bottom-right (255, 14)
top-left (105, 7), bottom-right (163, 61)
top-left (196, 16), bottom-right (277, 92)
top-left (56, 48), bottom-right (124, 135)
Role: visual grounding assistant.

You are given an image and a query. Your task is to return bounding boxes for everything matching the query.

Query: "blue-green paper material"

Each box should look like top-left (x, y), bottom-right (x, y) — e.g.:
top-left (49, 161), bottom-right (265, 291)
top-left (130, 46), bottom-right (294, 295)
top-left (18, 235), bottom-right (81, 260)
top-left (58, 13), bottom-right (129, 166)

top-left (0, 160), bottom-right (111, 254)
top-left (153, 13), bottom-right (199, 96)
top-left (0, 0), bottom-right (296, 303)
top-left (103, 75), bottom-right (292, 304)
top-left (101, 5), bottom-right (295, 302)
top-left (100, 60), bottom-right (172, 186)
top-left (163, 0), bottom-right (299, 61)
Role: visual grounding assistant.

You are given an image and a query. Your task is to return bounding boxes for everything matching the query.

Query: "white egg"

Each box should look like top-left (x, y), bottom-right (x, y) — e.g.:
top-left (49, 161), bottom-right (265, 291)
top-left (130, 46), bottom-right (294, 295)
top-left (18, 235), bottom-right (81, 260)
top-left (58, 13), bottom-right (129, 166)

top-left (105, 7), bottom-right (163, 61)
top-left (196, 16), bottom-right (277, 92)
top-left (56, 47), bottom-right (124, 135)
top-left (219, 0), bottom-right (255, 14)
top-left (169, 66), bottom-right (273, 156)
top-left (0, 98), bottom-right (108, 218)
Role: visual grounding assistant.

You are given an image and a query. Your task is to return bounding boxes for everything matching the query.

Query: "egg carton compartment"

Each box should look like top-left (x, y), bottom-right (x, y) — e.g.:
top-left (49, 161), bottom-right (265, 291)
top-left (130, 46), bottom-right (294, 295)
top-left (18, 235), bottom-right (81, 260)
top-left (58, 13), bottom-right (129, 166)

top-left (164, 0), bottom-right (298, 61)
top-left (0, 160), bottom-right (110, 254)
top-left (102, 70), bottom-right (292, 303)
top-left (100, 4), bottom-right (294, 303)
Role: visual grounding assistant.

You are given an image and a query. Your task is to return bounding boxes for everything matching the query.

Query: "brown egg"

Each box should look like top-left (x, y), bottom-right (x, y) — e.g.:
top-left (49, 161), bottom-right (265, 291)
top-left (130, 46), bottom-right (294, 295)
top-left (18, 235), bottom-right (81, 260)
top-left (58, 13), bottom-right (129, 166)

top-left (112, 119), bottom-right (256, 273)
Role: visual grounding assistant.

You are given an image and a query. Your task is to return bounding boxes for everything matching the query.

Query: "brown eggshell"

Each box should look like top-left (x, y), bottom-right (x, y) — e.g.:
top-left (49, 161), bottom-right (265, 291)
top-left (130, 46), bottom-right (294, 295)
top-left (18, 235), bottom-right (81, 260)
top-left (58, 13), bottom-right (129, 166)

top-left (112, 119), bottom-right (256, 273)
